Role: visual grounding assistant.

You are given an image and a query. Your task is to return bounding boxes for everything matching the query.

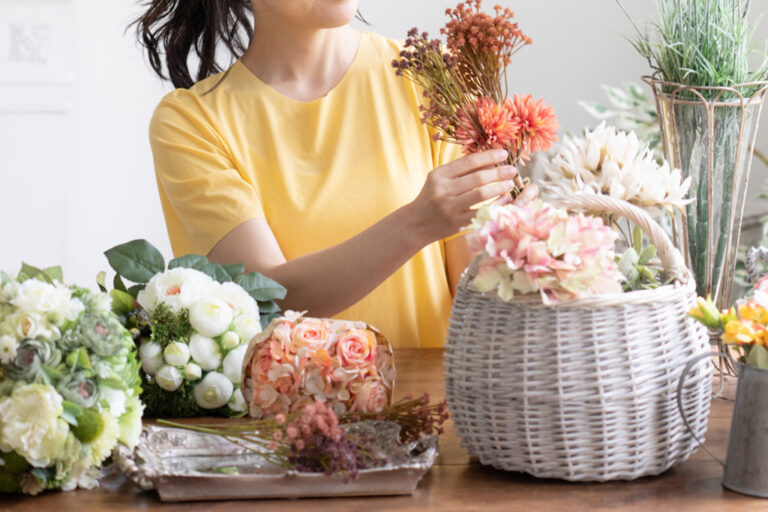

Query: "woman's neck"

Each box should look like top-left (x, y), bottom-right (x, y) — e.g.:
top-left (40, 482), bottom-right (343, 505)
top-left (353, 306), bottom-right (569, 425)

top-left (241, 20), bottom-right (361, 102)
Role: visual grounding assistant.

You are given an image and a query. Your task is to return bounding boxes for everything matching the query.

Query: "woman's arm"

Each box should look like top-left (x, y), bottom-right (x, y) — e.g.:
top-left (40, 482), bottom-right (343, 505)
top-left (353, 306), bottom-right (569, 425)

top-left (208, 150), bottom-right (515, 317)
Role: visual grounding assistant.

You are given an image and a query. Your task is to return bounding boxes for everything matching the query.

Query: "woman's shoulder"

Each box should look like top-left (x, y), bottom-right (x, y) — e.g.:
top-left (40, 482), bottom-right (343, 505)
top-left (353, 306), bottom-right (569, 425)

top-left (361, 31), bottom-right (404, 63)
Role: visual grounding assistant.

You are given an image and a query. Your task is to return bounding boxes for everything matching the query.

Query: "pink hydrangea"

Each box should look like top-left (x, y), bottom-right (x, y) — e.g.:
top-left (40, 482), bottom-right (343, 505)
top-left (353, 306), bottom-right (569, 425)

top-left (469, 196), bottom-right (623, 304)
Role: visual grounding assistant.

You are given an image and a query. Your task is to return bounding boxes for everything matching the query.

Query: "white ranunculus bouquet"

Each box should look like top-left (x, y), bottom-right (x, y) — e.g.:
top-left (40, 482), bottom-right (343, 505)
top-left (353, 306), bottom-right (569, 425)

top-left (0, 265), bottom-right (143, 496)
top-left (102, 240), bottom-right (285, 418)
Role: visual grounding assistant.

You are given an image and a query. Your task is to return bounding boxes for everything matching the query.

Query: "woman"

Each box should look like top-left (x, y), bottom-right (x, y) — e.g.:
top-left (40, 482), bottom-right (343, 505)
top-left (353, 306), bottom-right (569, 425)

top-left (135, 0), bottom-right (516, 348)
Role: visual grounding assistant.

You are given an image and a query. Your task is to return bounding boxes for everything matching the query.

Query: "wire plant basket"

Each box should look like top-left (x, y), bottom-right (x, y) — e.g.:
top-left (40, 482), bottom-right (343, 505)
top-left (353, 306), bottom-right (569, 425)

top-left (444, 194), bottom-right (712, 481)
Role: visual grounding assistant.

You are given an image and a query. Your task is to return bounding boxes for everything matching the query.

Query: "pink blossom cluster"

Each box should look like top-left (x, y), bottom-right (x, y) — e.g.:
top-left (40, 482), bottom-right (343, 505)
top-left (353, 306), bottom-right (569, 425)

top-left (468, 196), bottom-right (624, 304)
top-left (246, 314), bottom-right (394, 419)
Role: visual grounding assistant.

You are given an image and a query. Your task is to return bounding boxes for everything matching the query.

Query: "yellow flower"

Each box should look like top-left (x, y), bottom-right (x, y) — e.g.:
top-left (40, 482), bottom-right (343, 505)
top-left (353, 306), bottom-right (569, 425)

top-left (739, 301), bottom-right (768, 324)
top-left (723, 319), bottom-right (759, 345)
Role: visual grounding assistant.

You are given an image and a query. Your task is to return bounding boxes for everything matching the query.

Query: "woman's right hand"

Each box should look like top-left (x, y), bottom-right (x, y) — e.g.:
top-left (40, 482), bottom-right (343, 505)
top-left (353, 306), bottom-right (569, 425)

top-left (407, 149), bottom-right (518, 243)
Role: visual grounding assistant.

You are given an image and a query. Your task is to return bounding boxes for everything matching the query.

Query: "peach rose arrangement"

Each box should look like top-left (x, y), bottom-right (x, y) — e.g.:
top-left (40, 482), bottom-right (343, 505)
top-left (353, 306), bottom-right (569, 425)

top-left (242, 312), bottom-right (395, 419)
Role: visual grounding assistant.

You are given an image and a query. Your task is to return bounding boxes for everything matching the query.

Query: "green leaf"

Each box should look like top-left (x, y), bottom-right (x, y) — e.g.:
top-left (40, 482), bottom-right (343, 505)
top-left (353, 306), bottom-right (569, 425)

top-left (110, 289), bottom-right (136, 316)
top-left (0, 271), bottom-right (11, 286)
top-left (96, 271), bottom-right (108, 292)
top-left (113, 273), bottom-right (127, 292)
top-left (236, 272), bottom-right (287, 301)
top-left (127, 284), bottom-right (145, 299)
top-left (222, 263), bottom-right (245, 280)
top-left (19, 263), bottom-right (53, 284)
top-left (633, 226), bottom-right (643, 254)
top-left (61, 400), bottom-right (83, 427)
top-left (42, 266), bottom-right (63, 282)
top-left (201, 262), bottom-right (232, 283)
top-left (168, 254), bottom-right (208, 271)
top-left (261, 313), bottom-right (280, 330)
top-left (639, 245), bottom-right (658, 265)
top-left (257, 300), bottom-right (281, 314)
top-left (104, 239), bottom-right (165, 284)
top-left (747, 343), bottom-right (768, 369)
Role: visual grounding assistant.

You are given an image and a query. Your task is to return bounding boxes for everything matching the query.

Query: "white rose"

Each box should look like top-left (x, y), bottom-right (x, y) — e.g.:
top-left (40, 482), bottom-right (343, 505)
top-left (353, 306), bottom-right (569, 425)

top-left (189, 297), bottom-right (233, 338)
top-left (0, 334), bottom-right (18, 364)
top-left (211, 282), bottom-right (259, 318)
top-left (100, 386), bottom-right (128, 418)
top-left (220, 331), bottom-right (240, 350)
top-left (10, 280), bottom-right (83, 324)
top-left (222, 345), bottom-right (247, 383)
top-left (188, 333), bottom-right (221, 371)
top-left (139, 341), bottom-right (164, 376)
top-left (0, 384), bottom-right (69, 468)
top-left (163, 341), bottom-right (191, 367)
top-left (14, 311), bottom-right (58, 341)
top-left (184, 362), bottom-right (202, 381)
top-left (137, 268), bottom-right (215, 313)
top-left (155, 365), bottom-right (183, 391)
top-left (228, 388), bottom-right (246, 413)
top-left (234, 315), bottom-right (262, 345)
top-left (194, 372), bottom-right (233, 409)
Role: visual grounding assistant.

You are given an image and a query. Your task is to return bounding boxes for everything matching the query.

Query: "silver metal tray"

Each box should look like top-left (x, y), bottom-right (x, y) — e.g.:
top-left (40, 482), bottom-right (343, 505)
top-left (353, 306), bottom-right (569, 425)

top-left (115, 421), bottom-right (438, 502)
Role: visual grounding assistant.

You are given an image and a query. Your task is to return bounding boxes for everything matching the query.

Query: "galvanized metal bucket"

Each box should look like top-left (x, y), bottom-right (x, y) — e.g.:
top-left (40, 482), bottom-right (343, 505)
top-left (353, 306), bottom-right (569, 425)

top-left (678, 352), bottom-right (768, 498)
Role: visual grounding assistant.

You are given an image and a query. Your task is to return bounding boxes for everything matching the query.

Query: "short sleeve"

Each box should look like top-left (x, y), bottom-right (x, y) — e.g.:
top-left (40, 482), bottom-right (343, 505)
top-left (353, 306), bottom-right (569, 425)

top-left (149, 96), bottom-right (265, 256)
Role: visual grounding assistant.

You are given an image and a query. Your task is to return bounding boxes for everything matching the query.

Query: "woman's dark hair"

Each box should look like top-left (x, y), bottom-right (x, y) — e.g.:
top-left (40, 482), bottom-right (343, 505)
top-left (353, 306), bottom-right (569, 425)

top-left (133, 1), bottom-right (369, 90)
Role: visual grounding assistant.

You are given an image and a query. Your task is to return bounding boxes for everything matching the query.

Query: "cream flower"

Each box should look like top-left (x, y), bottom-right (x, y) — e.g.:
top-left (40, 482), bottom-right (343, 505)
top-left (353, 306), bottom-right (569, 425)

top-left (138, 341), bottom-right (164, 376)
top-left (542, 122), bottom-right (691, 216)
top-left (234, 315), bottom-right (262, 345)
top-left (0, 334), bottom-right (18, 364)
top-left (222, 345), bottom-right (247, 383)
top-left (163, 341), bottom-right (191, 367)
top-left (228, 388), bottom-right (246, 413)
top-left (85, 411), bottom-right (120, 466)
top-left (188, 333), bottom-right (221, 371)
top-left (211, 282), bottom-right (259, 318)
top-left (155, 365), bottom-right (183, 391)
top-left (100, 386), bottom-right (127, 418)
top-left (189, 297), bottom-right (234, 338)
top-left (194, 372), bottom-right (233, 409)
top-left (137, 268), bottom-right (215, 313)
top-left (0, 384), bottom-right (69, 467)
top-left (184, 362), bottom-right (202, 381)
top-left (10, 279), bottom-right (84, 324)
top-left (220, 330), bottom-right (240, 350)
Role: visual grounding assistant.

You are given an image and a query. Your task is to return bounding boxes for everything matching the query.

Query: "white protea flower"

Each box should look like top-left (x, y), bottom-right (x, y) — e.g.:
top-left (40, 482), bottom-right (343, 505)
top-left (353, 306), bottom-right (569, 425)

top-left (194, 372), bottom-right (233, 409)
top-left (137, 268), bottom-right (215, 313)
top-left (222, 345), bottom-right (247, 383)
top-left (189, 297), bottom-right (234, 338)
top-left (542, 122), bottom-right (691, 217)
top-left (139, 341), bottom-right (164, 376)
top-left (184, 362), bottom-right (202, 381)
top-left (234, 315), bottom-right (262, 345)
top-left (163, 341), bottom-right (191, 367)
top-left (188, 333), bottom-right (221, 371)
top-left (155, 365), bottom-right (183, 391)
top-left (211, 282), bottom-right (259, 319)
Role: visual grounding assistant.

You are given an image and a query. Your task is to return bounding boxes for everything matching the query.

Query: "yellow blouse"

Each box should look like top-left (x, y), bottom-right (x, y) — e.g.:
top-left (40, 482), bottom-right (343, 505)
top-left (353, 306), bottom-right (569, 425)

top-left (149, 32), bottom-right (462, 348)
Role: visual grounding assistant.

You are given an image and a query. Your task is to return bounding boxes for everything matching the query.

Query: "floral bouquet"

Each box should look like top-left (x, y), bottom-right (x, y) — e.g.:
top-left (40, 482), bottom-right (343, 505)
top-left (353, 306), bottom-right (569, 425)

top-left (690, 276), bottom-right (768, 369)
top-left (242, 312), bottom-right (395, 419)
top-left (101, 240), bottom-right (286, 418)
top-left (0, 265), bottom-right (143, 495)
top-left (393, 0), bottom-right (558, 193)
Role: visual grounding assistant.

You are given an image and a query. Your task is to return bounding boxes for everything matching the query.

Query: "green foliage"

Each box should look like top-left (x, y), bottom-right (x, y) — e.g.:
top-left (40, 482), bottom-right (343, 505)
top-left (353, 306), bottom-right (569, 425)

top-left (140, 373), bottom-right (228, 418)
top-left (619, 0), bottom-right (768, 98)
top-left (747, 342), bottom-right (768, 368)
top-left (149, 304), bottom-right (192, 348)
top-left (71, 409), bottom-right (104, 444)
top-left (17, 263), bottom-right (63, 284)
top-left (617, 226), bottom-right (663, 291)
top-left (104, 239), bottom-right (166, 284)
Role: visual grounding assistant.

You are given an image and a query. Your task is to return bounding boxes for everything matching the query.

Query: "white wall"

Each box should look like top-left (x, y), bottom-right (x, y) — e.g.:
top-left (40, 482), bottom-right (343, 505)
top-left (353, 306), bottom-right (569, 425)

top-left (1, 0), bottom-right (767, 286)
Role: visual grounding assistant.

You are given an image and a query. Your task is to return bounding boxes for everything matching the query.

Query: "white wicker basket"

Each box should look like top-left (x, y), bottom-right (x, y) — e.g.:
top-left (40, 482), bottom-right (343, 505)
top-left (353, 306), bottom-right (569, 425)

top-left (444, 194), bottom-right (712, 481)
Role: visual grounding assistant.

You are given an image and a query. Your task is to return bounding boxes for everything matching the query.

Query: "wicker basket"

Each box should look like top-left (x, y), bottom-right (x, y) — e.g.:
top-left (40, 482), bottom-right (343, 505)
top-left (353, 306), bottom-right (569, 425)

top-left (444, 194), bottom-right (712, 481)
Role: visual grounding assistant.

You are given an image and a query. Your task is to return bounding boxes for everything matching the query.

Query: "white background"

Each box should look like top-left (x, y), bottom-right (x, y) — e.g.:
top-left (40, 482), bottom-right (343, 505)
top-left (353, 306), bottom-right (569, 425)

top-left (1, 0), bottom-right (767, 286)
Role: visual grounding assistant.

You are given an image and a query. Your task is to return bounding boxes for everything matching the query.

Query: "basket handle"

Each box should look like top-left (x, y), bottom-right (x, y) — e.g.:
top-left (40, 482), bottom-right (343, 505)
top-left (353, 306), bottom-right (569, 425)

top-left (676, 351), bottom-right (735, 467)
top-left (547, 193), bottom-right (690, 282)
top-left (746, 246), bottom-right (768, 285)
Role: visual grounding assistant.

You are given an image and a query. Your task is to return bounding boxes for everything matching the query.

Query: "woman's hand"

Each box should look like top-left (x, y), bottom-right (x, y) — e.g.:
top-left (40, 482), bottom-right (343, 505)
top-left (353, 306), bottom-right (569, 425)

top-left (407, 149), bottom-right (518, 243)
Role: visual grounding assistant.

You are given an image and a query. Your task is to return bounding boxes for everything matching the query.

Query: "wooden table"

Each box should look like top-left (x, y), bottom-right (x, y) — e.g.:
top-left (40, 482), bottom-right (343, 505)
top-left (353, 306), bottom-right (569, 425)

top-left (2, 349), bottom-right (764, 511)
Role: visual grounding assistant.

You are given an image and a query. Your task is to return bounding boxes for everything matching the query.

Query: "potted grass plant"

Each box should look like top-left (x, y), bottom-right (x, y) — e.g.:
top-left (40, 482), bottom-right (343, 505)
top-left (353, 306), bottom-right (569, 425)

top-left (619, 0), bottom-right (768, 317)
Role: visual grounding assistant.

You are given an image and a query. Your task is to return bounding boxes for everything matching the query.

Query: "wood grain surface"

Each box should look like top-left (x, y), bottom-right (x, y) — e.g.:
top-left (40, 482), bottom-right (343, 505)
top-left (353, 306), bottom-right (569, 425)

top-left (2, 349), bottom-right (762, 512)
